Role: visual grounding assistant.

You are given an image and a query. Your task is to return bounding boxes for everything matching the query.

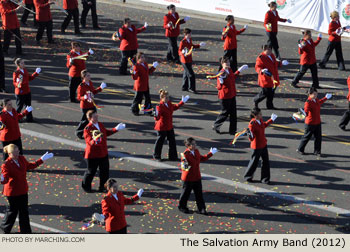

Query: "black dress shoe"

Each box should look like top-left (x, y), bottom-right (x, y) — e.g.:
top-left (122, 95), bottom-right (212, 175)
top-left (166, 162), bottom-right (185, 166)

top-left (98, 188), bottom-right (107, 193)
top-left (82, 184), bottom-right (92, 193)
top-left (182, 88), bottom-right (188, 91)
top-left (296, 149), bottom-right (305, 155)
top-left (266, 106), bottom-right (278, 110)
top-left (291, 83), bottom-right (299, 88)
top-left (261, 180), bottom-right (271, 185)
top-left (178, 206), bottom-right (190, 214)
top-left (93, 26), bottom-right (101, 30)
top-left (196, 209), bottom-right (208, 215)
top-left (212, 126), bottom-right (220, 134)
top-left (314, 152), bottom-right (323, 157)
top-left (318, 63), bottom-right (326, 69)
top-left (339, 125), bottom-right (346, 131)
top-left (246, 178), bottom-right (254, 183)
top-left (168, 157), bottom-right (179, 161)
top-left (188, 89), bottom-right (197, 94)
top-left (75, 31), bottom-right (83, 35)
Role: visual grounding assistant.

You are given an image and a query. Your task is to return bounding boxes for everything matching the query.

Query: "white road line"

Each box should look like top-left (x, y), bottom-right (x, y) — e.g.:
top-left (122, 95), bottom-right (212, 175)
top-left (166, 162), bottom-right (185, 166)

top-left (284, 78), bottom-right (344, 90)
top-left (0, 213), bottom-right (66, 234)
top-left (21, 128), bottom-right (350, 217)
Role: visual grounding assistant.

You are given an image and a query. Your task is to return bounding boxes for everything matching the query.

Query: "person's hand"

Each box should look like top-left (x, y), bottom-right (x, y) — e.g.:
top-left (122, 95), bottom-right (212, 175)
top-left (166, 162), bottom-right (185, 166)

top-left (41, 151), bottom-right (54, 161)
top-left (238, 64), bottom-right (248, 72)
top-left (115, 123), bottom-right (126, 131)
top-left (167, 22), bottom-right (172, 27)
top-left (35, 67), bottom-right (41, 74)
top-left (154, 107), bottom-right (159, 117)
top-left (325, 93), bottom-right (332, 99)
top-left (184, 16), bottom-right (190, 22)
top-left (298, 42), bottom-right (304, 49)
top-left (318, 33), bottom-right (322, 39)
top-left (261, 68), bottom-right (272, 77)
top-left (144, 22), bottom-right (148, 28)
top-left (26, 106), bottom-right (33, 112)
top-left (271, 113), bottom-right (278, 121)
top-left (100, 82), bottom-right (107, 89)
top-left (88, 48), bottom-right (94, 55)
top-left (1, 174), bottom-right (4, 182)
top-left (287, 19), bottom-right (292, 23)
top-left (152, 61), bottom-right (159, 68)
top-left (210, 147), bottom-right (218, 155)
top-left (199, 42), bottom-right (206, 47)
top-left (282, 60), bottom-right (289, 66)
top-left (181, 95), bottom-right (190, 103)
top-left (336, 28), bottom-right (343, 36)
top-left (244, 24), bottom-right (248, 29)
top-left (69, 58), bottom-right (73, 64)
top-left (137, 188), bottom-right (144, 197)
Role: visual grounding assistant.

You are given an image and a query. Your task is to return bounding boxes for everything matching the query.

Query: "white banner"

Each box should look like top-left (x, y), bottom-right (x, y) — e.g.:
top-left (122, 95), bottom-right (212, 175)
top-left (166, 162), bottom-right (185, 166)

top-left (141, 0), bottom-right (350, 37)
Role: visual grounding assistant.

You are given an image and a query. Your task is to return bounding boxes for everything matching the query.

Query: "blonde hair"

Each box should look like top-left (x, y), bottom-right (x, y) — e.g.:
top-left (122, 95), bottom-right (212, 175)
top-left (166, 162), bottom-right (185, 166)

top-left (159, 89), bottom-right (169, 99)
top-left (3, 144), bottom-right (17, 154)
top-left (330, 11), bottom-right (339, 19)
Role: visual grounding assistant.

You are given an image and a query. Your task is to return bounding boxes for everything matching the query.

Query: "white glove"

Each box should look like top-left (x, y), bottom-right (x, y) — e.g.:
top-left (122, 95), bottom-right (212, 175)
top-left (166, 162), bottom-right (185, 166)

top-left (181, 49), bottom-right (186, 54)
top-left (238, 64), bottom-right (248, 72)
top-left (69, 58), bottom-right (73, 64)
top-left (318, 33), bottom-right (322, 39)
top-left (100, 214), bottom-right (105, 220)
top-left (271, 113), bottom-right (278, 121)
top-left (152, 61), bottom-right (159, 68)
top-left (26, 106), bottom-right (33, 112)
top-left (298, 43), bottom-right (304, 49)
top-left (154, 107), bottom-right (159, 117)
top-left (167, 22), bottom-right (172, 27)
top-left (325, 93), bottom-right (332, 99)
top-left (287, 19), bottom-right (292, 23)
top-left (183, 16), bottom-right (190, 22)
top-left (199, 42), bottom-right (206, 47)
top-left (210, 147), bottom-right (218, 155)
top-left (261, 68), bottom-right (269, 74)
top-left (84, 94), bottom-right (88, 100)
top-left (181, 95), bottom-right (190, 103)
top-left (88, 48), bottom-right (94, 55)
top-left (336, 28), bottom-right (343, 36)
top-left (35, 67), bottom-right (41, 74)
top-left (282, 60), bottom-right (289, 66)
top-left (137, 188), bottom-right (144, 197)
top-left (100, 82), bottom-right (107, 89)
top-left (144, 22), bottom-right (148, 28)
top-left (41, 151), bottom-right (54, 161)
top-left (1, 174), bottom-right (4, 182)
top-left (244, 24), bottom-right (248, 29)
top-left (115, 123), bottom-right (126, 131)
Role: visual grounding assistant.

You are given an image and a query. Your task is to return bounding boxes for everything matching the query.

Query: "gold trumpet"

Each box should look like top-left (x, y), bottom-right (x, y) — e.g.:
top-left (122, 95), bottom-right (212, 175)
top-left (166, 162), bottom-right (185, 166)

top-left (91, 130), bottom-right (103, 141)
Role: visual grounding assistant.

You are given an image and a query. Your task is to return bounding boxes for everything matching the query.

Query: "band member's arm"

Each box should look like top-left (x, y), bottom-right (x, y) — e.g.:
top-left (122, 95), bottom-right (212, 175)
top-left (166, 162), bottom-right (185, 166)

top-left (123, 192), bottom-right (140, 205)
top-left (18, 109), bottom-right (29, 120)
top-left (1, 164), bottom-right (9, 184)
top-left (172, 101), bottom-right (184, 111)
top-left (136, 26), bottom-right (146, 34)
top-left (25, 158), bottom-right (44, 171)
top-left (13, 71), bottom-right (22, 88)
top-left (199, 152), bottom-right (213, 162)
top-left (263, 119), bottom-right (273, 128)
top-left (277, 13), bottom-right (287, 22)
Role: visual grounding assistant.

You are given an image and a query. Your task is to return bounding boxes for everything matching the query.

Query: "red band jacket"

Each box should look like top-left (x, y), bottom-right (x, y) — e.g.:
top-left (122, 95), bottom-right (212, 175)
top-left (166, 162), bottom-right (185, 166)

top-left (255, 52), bottom-right (281, 88)
top-left (178, 37), bottom-right (200, 64)
top-left (264, 10), bottom-right (286, 33)
top-left (0, 108), bottom-right (28, 142)
top-left (304, 97), bottom-right (327, 125)
top-left (248, 118), bottom-right (273, 149)
top-left (328, 20), bottom-right (342, 42)
top-left (298, 37), bottom-right (321, 65)
top-left (63, 0), bottom-right (78, 10)
top-left (216, 68), bottom-right (240, 99)
top-left (154, 100), bottom-right (184, 131)
top-left (163, 12), bottom-right (185, 37)
top-left (34, 0), bottom-right (52, 22)
top-left (66, 50), bottom-right (88, 78)
top-left (77, 80), bottom-right (102, 109)
top-left (221, 24), bottom-right (245, 50)
top-left (0, 1), bottom-right (20, 30)
top-left (347, 75), bottom-right (350, 102)
top-left (13, 68), bottom-right (38, 95)
top-left (118, 25), bottom-right (146, 51)
top-left (180, 148), bottom-right (212, 181)
top-left (132, 62), bottom-right (155, 92)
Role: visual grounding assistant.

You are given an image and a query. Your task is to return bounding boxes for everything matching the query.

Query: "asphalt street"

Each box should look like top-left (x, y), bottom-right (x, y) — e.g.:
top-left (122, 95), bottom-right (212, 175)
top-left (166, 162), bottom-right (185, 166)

top-left (0, 0), bottom-right (350, 234)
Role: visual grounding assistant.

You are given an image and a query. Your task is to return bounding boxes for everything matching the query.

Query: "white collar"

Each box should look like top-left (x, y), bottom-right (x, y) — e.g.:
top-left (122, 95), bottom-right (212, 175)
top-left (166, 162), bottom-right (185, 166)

top-left (256, 119), bottom-right (261, 125)
top-left (85, 80), bottom-right (90, 85)
top-left (13, 159), bottom-right (20, 167)
top-left (128, 27), bottom-right (133, 31)
top-left (307, 40), bottom-right (311, 45)
top-left (172, 13), bottom-right (176, 18)
top-left (186, 38), bottom-right (190, 43)
top-left (190, 150), bottom-right (195, 156)
top-left (272, 10), bottom-right (276, 16)
top-left (164, 103), bottom-right (169, 108)
top-left (312, 99), bottom-right (316, 103)
top-left (20, 69), bottom-right (24, 73)
top-left (267, 55), bottom-right (273, 62)
top-left (8, 111), bottom-right (13, 117)
top-left (112, 193), bottom-right (118, 201)
top-left (93, 123), bottom-right (100, 131)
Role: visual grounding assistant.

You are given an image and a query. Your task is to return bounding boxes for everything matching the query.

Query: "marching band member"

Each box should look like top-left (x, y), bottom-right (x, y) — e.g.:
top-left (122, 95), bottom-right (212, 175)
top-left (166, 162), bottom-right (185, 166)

top-left (178, 28), bottom-right (206, 93)
top-left (339, 75), bottom-right (350, 131)
top-left (297, 88), bottom-right (332, 156)
top-left (61, 0), bottom-right (82, 35)
top-left (213, 57), bottom-right (248, 135)
top-left (82, 110), bottom-right (125, 193)
top-left (80, 0), bottom-right (99, 29)
top-left (21, 0), bottom-right (36, 26)
top-left (264, 1), bottom-right (291, 60)
top-left (319, 11), bottom-right (346, 71)
top-left (34, 0), bottom-right (55, 45)
top-left (163, 4), bottom-right (189, 63)
top-left (131, 52), bottom-right (158, 116)
top-left (0, 144), bottom-right (53, 234)
top-left (13, 58), bottom-right (40, 122)
top-left (101, 178), bottom-right (143, 234)
top-left (66, 42), bottom-right (93, 102)
top-left (254, 44), bottom-right (288, 109)
top-left (291, 30), bottom-right (322, 88)
top-left (221, 15), bottom-right (247, 72)
top-left (0, 98), bottom-right (32, 160)
top-left (244, 107), bottom-right (277, 184)
top-left (0, 0), bottom-right (23, 55)
top-left (178, 137), bottom-right (217, 215)
top-left (76, 70), bottom-right (106, 139)
top-left (153, 89), bottom-right (189, 161)
top-left (115, 18), bottom-right (147, 75)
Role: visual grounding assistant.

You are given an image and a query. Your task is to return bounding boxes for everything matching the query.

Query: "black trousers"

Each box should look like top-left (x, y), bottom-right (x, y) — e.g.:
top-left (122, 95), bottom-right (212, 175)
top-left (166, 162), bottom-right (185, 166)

top-left (319, 41), bottom-right (345, 70)
top-left (36, 20), bottom-right (53, 42)
top-left (69, 76), bottom-right (82, 102)
top-left (76, 107), bottom-right (96, 138)
top-left (223, 49), bottom-right (237, 72)
top-left (0, 38), bottom-right (4, 90)
top-left (61, 8), bottom-right (80, 33)
top-left (244, 146), bottom-right (270, 183)
top-left (16, 93), bottom-right (33, 122)
top-left (1, 194), bottom-right (32, 234)
top-left (153, 129), bottom-right (177, 160)
top-left (83, 155), bottom-right (110, 190)
top-left (266, 32), bottom-right (280, 59)
top-left (166, 36), bottom-right (179, 61)
top-left (109, 226), bottom-right (127, 234)
top-left (178, 180), bottom-right (206, 211)
top-left (2, 138), bottom-right (23, 161)
top-left (254, 87), bottom-right (274, 108)
top-left (3, 28), bottom-right (22, 54)
top-left (214, 97), bottom-right (237, 134)
top-left (81, 0), bottom-right (98, 28)
top-left (21, 3), bottom-right (36, 25)
top-left (292, 63), bottom-right (319, 87)
top-left (298, 124), bottom-right (322, 154)
top-left (339, 102), bottom-right (350, 128)
top-left (182, 63), bottom-right (196, 91)
top-left (119, 50), bottom-right (137, 75)
top-left (131, 90), bottom-right (152, 114)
